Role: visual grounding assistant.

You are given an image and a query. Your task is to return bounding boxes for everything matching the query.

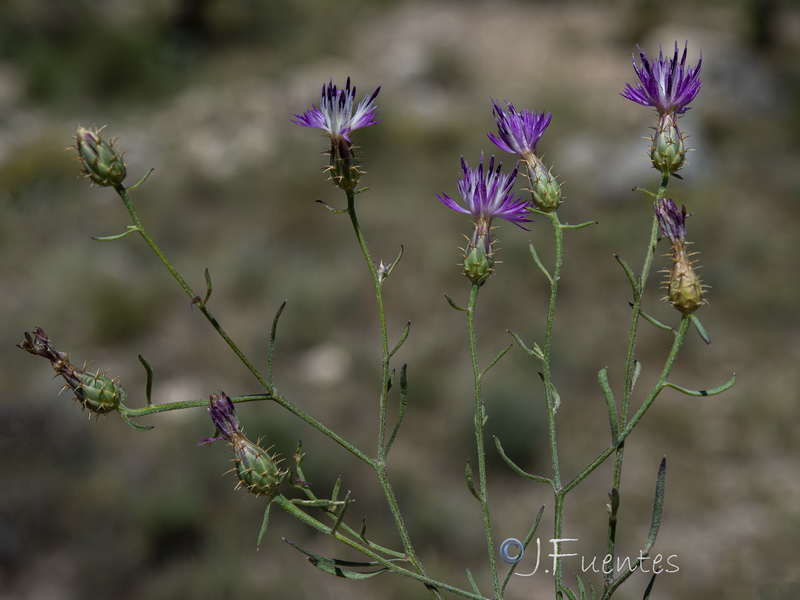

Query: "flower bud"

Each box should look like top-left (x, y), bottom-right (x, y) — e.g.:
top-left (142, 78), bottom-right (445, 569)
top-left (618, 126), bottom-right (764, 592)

top-left (329, 138), bottom-right (362, 192)
top-left (75, 126), bottom-right (127, 187)
top-left (18, 328), bottom-right (125, 415)
top-left (651, 117), bottom-right (686, 176)
top-left (463, 226), bottom-right (493, 285)
top-left (525, 156), bottom-right (562, 212)
top-left (667, 247), bottom-right (704, 314)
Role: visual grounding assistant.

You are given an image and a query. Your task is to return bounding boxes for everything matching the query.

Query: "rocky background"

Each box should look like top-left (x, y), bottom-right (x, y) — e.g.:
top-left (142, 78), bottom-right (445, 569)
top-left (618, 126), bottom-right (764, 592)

top-left (2, 1), bottom-right (799, 599)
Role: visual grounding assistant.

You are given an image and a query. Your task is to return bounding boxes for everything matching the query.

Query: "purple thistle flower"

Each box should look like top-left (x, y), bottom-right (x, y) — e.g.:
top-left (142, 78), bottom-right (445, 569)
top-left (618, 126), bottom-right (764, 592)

top-left (437, 154), bottom-right (531, 229)
top-left (621, 42), bottom-right (702, 117)
top-left (655, 197), bottom-right (688, 244)
top-left (488, 100), bottom-right (552, 160)
top-left (198, 392), bottom-right (241, 445)
top-left (292, 77), bottom-right (381, 143)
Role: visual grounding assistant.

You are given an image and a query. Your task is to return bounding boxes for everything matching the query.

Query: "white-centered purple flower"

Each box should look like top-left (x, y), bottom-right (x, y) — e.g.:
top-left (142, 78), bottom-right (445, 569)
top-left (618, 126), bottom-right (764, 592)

top-left (292, 77), bottom-right (381, 143)
top-left (621, 42), bottom-right (702, 117)
top-left (488, 100), bottom-right (552, 160)
top-left (437, 154), bottom-right (531, 229)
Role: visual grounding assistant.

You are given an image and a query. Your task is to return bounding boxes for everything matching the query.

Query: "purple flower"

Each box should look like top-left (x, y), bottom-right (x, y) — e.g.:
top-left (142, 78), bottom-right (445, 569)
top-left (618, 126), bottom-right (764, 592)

top-left (292, 77), bottom-right (381, 143)
top-left (437, 154), bottom-right (531, 228)
top-left (655, 197), bottom-right (688, 244)
top-left (488, 100), bottom-right (552, 159)
top-left (621, 42), bottom-right (702, 116)
top-left (198, 392), bottom-right (241, 445)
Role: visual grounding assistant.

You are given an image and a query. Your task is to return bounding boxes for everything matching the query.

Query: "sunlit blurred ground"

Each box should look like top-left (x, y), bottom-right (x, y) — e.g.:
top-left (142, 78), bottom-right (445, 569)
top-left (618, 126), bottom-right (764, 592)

top-left (2, 1), bottom-right (800, 599)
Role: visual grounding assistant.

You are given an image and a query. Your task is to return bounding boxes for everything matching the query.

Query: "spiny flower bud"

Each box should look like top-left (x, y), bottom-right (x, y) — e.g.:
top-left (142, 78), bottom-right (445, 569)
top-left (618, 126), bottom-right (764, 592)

top-left (525, 155), bottom-right (562, 212)
top-left (18, 328), bottom-right (125, 415)
top-left (651, 116), bottom-right (686, 176)
top-left (655, 198), bottom-right (705, 314)
top-left (75, 126), bottom-right (127, 187)
top-left (463, 226), bottom-right (494, 285)
top-left (199, 392), bottom-right (287, 497)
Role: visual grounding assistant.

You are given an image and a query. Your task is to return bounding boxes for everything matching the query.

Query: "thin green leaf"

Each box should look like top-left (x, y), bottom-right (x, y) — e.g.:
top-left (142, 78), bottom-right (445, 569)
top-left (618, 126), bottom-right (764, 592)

top-left (530, 242), bottom-right (553, 284)
top-left (560, 586), bottom-right (578, 600)
top-left (92, 226), bottom-right (140, 241)
top-left (614, 254), bottom-right (639, 299)
top-left (635, 305), bottom-right (672, 331)
top-left (385, 364), bottom-right (408, 456)
top-left (465, 460), bottom-right (481, 501)
top-left (465, 569), bottom-right (481, 597)
top-left (384, 245), bottom-right (404, 280)
top-left (257, 500), bottom-right (273, 548)
top-left (480, 344), bottom-right (512, 378)
top-left (631, 360), bottom-right (642, 393)
top-left (198, 267), bottom-right (212, 307)
top-left (645, 457), bottom-right (667, 551)
top-left (119, 411), bottom-right (154, 431)
top-left (598, 368), bottom-right (618, 441)
top-left (330, 490), bottom-right (351, 535)
top-left (562, 219), bottom-right (598, 230)
top-left (642, 573), bottom-right (657, 599)
top-left (662, 372), bottom-right (736, 397)
top-left (507, 330), bottom-right (544, 360)
top-left (126, 168), bottom-right (154, 191)
top-left (268, 300), bottom-right (287, 386)
top-left (576, 574), bottom-right (587, 600)
top-left (494, 436), bottom-right (553, 484)
top-left (283, 538), bottom-right (394, 579)
top-left (445, 294), bottom-right (467, 312)
top-left (501, 506), bottom-right (545, 593)
top-left (690, 314), bottom-right (712, 344)
top-left (138, 354), bottom-right (154, 406)
top-left (315, 199), bottom-right (348, 213)
top-left (389, 321), bottom-right (411, 358)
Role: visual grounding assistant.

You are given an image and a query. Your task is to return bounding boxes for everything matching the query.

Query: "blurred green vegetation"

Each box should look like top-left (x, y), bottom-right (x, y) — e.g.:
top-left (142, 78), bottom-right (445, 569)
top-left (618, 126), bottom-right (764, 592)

top-left (2, 1), bottom-right (800, 599)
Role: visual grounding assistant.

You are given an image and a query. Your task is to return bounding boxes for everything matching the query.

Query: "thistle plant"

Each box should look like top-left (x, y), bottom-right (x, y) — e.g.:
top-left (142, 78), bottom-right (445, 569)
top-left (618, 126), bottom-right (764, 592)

top-left (19, 42), bottom-right (735, 600)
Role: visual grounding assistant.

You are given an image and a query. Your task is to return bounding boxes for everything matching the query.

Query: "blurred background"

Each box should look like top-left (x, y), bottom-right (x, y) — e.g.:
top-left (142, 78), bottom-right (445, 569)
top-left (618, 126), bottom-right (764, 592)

top-left (2, 0), bottom-right (799, 598)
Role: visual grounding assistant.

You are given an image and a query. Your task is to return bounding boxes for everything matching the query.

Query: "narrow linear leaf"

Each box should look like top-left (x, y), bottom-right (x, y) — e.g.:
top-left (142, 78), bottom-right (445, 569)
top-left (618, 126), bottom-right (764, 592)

top-left (507, 330), bottom-right (544, 360)
top-left (530, 242), bottom-right (553, 284)
top-left (560, 586), bottom-right (578, 600)
top-left (645, 457), bottom-right (667, 551)
top-left (330, 490), bottom-right (351, 535)
top-left (315, 199), bottom-right (348, 213)
top-left (91, 226), bottom-right (141, 241)
top-left (662, 373), bottom-right (736, 397)
top-left (614, 254), bottom-right (639, 299)
top-left (633, 304), bottom-right (672, 331)
top-left (138, 354), bottom-right (154, 406)
top-left (268, 300), bottom-right (287, 385)
top-left (465, 460), bottom-right (481, 501)
top-left (385, 364), bottom-right (408, 456)
top-left (389, 321), bottom-right (411, 358)
top-left (480, 344), bottom-right (512, 378)
top-left (257, 500), bottom-right (273, 548)
top-left (127, 168), bottom-right (154, 190)
top-left (690, 314), bottom-right (712, 344)
top-left (465, 568), bottom-right (481, 596)
top-left (385, 245), bottom-right (404, 279)
top-left (631, 360), bottom-right (642, 393)
top-left (283, 538), bottom-right (393, 579)
top-left (445, 294), bottom-right (468, 312)
top-left (494, 437), bottom-right (553, 484)
top-left (598, 368), bottom-right (618, 441)
top-left (331, 476), bottom-right (342, 503)
top-left (119, 411), bottom-right (154, 431)
top-left (576, 574), bottom-right (587, 600)
top-left (562, 219), bottom-right (598, 230)
top-left (501, 506), bottom-right (545, 593)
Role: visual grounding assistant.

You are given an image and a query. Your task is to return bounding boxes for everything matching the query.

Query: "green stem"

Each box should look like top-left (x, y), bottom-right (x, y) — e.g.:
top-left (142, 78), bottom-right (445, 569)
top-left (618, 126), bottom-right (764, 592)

top-left (120, 393), bottom-right (270, 418)
top-left (344, 189), bottom-right (436, 597)
top-left (466, 282), bottom-right (499, 597)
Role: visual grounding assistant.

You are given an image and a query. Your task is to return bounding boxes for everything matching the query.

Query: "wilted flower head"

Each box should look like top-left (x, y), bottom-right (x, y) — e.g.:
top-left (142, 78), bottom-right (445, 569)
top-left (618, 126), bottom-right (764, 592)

top-left (292, 77), bottom-right (380, 143)
top-left (438, 155), bottom-right (530, 284)
top-left (655, 198), bottom-right (704, 314)
top-left (621, 42), bottom-right (702, 118)
top-left (199, 392), bottom-right (286, 497)
top-left (488, 100), bottom-right (552, 161)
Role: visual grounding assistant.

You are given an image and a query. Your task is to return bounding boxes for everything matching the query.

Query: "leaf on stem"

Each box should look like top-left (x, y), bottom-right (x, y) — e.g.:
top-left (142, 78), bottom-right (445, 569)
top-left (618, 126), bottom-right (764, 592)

top-left (445, 295), bottom-right (468, 312)
top-left (127, 168), bottom-right (154, 191)
top-left (257, 500), bottom-right (273, 548)
top-left (91, 226), bottom-right (141, 241)
top-left (562, 219), bottom-right (599, 230)
top-left (614, 254), bottom-right (640, 299)
top-left (138, 354), bottom-right (154, 406)
top-left (631, 360), bottom-right (642, 394)
top-left (493, 436), bottom-right (553, 484)
top-left (464, 460), bottom-right (481, 502)
top-left (501, 506), bottom-right (545, 594)
top-left (690, 314), bottom-right (712, 345)
top-left (507, 330), bottom-right (544, 360)
top-left (632, 304), bottom-right (672, 331)
top-left (529, 242), bottom-right (553, 285)
top-left (641, 574), bottom-right (657, 599)
top-left (283, 538), bottom-right (395, 579)
top-left (315, 199), bottom-right (348, 214)
top-left (465, 568), bottom-right (482, 597)
top-left (662, 372), bottom-right (736, 397)
top-left (598, 368), bottom-right (618, 441)
top-left (119, 411), bottom-right (154, 431)
top-left (385, 364), bottom-right (408, 456)
top-left (381, 245), bottom-right (404, 282)
top-left (480, 344), bottom-right (512, 378)
top-left (560, 586), bottom-right (578, 600)
top-left (268, 300), bottom-right (287, 386)
top-left (330, 490), bottom-right (352, 535)
top-left (645, 457), bottom-right (667, 552)
top-left (389, 321), bottom-right (411, 358)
